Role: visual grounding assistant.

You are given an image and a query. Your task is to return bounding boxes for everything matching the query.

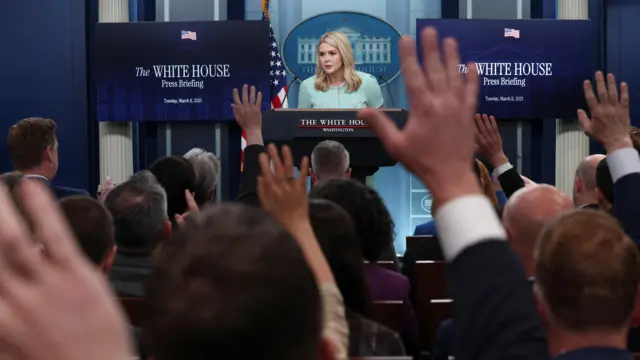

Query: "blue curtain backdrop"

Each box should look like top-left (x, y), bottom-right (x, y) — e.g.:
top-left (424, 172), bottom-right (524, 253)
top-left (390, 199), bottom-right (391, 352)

top-left (246, 0), bottom-right (443, 254)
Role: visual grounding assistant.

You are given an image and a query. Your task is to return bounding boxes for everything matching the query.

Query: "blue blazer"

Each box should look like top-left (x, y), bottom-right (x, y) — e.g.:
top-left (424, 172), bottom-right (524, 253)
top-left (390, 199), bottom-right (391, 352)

top-left (413, 220), bottom-right (437, 236)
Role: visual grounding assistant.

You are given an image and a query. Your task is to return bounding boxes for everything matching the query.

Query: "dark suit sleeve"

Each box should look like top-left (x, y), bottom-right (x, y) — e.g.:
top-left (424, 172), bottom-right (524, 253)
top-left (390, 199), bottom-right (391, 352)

top-left (497, 167), bottom-right (525, 198)
top-left (611, 173), bottom-right (640, 246)
top-left (447, 241), bottom-right (549, 360)
top-left (236, 144), bottom-right (265, 207)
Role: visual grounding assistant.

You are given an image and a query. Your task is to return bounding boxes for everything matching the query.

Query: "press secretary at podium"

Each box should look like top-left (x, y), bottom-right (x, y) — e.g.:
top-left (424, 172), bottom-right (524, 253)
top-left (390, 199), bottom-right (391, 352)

top-left (297, 31), bottom-right (384, 109)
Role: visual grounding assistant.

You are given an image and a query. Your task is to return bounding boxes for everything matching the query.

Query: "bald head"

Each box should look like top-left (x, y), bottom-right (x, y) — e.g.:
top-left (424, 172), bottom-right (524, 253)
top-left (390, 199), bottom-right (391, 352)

top-left (573, 154), bottom-right (605, 206)
top-left (503, 185), bottom-right (573, 276)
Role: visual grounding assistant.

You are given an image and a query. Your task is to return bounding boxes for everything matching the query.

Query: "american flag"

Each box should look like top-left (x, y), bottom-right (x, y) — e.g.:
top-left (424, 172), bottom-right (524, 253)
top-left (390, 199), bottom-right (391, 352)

top-left (504, 28), bottom-right (520, 39)
top-left (241, 0), bottom-right (288, 171)
top-left (181, 30), bottom-right (197, 40)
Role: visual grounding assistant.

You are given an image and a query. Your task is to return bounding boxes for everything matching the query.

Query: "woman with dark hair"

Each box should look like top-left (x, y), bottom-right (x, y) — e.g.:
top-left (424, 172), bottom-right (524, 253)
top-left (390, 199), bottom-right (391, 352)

top-left (309, 198), bottom-right (405, 357)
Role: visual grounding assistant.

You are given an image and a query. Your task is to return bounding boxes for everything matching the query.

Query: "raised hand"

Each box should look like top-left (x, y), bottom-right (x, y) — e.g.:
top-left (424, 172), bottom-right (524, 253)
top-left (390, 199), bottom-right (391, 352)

top-left (257, 144), bottom-right (309, 229)
top-left (97, 176), bottom-right (115, 202)
top-left (0, 180), bottom-right (133, 360)
top-left (475, 113), bottom-right (508, 167)
top-left (578, 71), bottom-right (632, 152)
top-left (359, 27), bottom-right (480, 203)
top-left (232, 84), bottom-right (264, 144)
top-left (174, 189), bottom-right (199, 226)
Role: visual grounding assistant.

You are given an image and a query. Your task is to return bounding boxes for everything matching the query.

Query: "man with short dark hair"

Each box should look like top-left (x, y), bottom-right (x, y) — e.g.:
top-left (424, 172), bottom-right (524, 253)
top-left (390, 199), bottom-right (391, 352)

top-left (59, 196), bottom-right (117, 274)
top-left (310, 140), bottom-right (351, 184)
top-left (104, 170), bottom-right (170, 297)
top-left (7, 117), bottom-right (89, 198)
top-left (145, 204), bottom-right (326, 360)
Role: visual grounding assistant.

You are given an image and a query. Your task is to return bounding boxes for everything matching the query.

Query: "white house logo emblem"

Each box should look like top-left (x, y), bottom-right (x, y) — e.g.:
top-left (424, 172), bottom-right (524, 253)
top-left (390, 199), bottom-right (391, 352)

top-left (420, 195), bottom-right (432, 213)
top-left (283, 11), bottom-right (402, 86)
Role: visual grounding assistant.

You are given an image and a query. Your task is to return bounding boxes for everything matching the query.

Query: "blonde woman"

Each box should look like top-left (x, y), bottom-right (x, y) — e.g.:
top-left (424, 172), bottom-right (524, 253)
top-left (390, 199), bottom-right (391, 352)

top-left (298, 31), bottom-right (384, 109)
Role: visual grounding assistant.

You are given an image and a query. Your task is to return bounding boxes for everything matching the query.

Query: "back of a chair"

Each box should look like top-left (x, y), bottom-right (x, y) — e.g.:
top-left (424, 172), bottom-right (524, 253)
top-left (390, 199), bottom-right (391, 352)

top-left (373, 260), bottom-right (396, 271)
top-left (412, 261), bottom-right (449, 349)
top-left (414, 261), bottom-right (448, 300)
top-left (405, 235), bottom-right (433, 251)
top-left (369, 300), bottom-right (405, 334)
top-left (425, 299), bottom-right (454, 343)
top-left (120, 297), bottom-right (145, 327)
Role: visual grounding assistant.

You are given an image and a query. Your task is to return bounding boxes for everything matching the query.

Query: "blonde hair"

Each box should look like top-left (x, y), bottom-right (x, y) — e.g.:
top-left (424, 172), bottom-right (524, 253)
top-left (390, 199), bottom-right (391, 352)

top-left (314, 32), bottom-right (362, 93)
top-left (476, 160), bottom-right (498, 208)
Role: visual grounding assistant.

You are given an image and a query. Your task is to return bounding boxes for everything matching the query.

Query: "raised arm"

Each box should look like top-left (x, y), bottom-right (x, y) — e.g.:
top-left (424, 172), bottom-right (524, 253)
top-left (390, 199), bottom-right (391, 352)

top-left (257, 144), bottom-right (347, 360)
top-left (360, 27), bottom-right (548, 360)
top-left (233, 85), bottom-right (266, 207)
top-left (474, 113), bottom-right (525, 197)
top-left (578, 72), bottom-right (640, 245)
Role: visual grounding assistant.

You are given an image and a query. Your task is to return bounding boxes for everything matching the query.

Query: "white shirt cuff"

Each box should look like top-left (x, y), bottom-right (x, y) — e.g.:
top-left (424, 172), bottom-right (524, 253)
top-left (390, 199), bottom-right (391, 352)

top-left (493, 162), bottom-right (513, 177)
top-left (607, 148), bottom-right (640, 182)
top-left (434, 195), bottom-right (507, 261)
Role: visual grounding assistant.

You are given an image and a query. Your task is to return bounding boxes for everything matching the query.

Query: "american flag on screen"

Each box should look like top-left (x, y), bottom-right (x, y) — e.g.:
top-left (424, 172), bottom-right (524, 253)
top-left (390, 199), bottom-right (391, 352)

top-left (181, 30), bottom-right (197, 40)
top-left (504, 28), bottom-right (520, 39)
top-left (241, 0), bottom-right (288, 171)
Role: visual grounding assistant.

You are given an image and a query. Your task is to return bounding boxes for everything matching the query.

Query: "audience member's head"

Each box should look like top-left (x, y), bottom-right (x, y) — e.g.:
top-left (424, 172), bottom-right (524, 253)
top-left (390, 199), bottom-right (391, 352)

top-left (534, 209), bottom-right (640, 352)
top-left (183, 148), bottom-right (220, 207)
top-left (502, 185), bottom-right (573, 276)
top-left (573, 154), bottom-right (605, 207)
top-left (149, 155), bottom-right (196, 223)
top-left (595, 157), bottom-right (613, 211)
top-left (7, 117), bottom-right (59, 180)
top-left (145, 203), bottom-right (327, 360)
top-left (474, 159), bottom-right (498, 208)
top-left (59, 196), bottom-right (116, 274)
top-left (310, 179), bottom-right (395, 262)
top-left (104, 170), bottom-right (169, 255)
top-left (309, 198), bottom-right (370, 316)
top-left (310, 140), bottom-right (351, 184)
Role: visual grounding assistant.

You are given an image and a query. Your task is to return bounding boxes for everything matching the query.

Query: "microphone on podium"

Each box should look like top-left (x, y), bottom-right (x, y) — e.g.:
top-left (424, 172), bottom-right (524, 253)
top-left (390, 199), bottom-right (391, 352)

top-left (281, 76), bottom-right (299, 107)
top-left (378, 75), bottom-right (395, 108)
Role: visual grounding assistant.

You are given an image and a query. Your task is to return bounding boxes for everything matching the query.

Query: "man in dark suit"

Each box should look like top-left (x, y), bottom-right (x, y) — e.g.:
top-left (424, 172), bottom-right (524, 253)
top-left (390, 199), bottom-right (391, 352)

top-left (6, 117), bottom-right (89, 198)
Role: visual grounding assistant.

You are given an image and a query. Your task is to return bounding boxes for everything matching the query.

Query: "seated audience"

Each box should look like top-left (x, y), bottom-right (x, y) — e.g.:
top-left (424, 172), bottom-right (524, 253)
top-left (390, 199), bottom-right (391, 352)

top-left (432, 184), bottom-right (573, 360)
top-left (146, 142), bottom-right (348, 360)
top-left (148, 155), bottom-right (196, 224)
top-left (59, 196), bottom-right (116, 274)
top-left (183, 148), bottom-right (220, 207)
top-left (7, 117), bottom-right (89, 198)
top-left (145, 205), bottom-right (328, 360)
top-left (573, 155), bottom-right (605, 209)
top-left (310, 140), bottom-right (351, 184)
top-left (309, 198), bottom-right (406, 357)
top-left (310, 178), bottom-right (419, 355)
top-left (104, 170), bottom-right (170, 297)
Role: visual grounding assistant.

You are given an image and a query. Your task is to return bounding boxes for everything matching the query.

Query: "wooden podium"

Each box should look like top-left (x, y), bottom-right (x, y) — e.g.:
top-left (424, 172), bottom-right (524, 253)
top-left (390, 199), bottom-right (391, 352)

top-left (262, 108), bottom-right (408, 183)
